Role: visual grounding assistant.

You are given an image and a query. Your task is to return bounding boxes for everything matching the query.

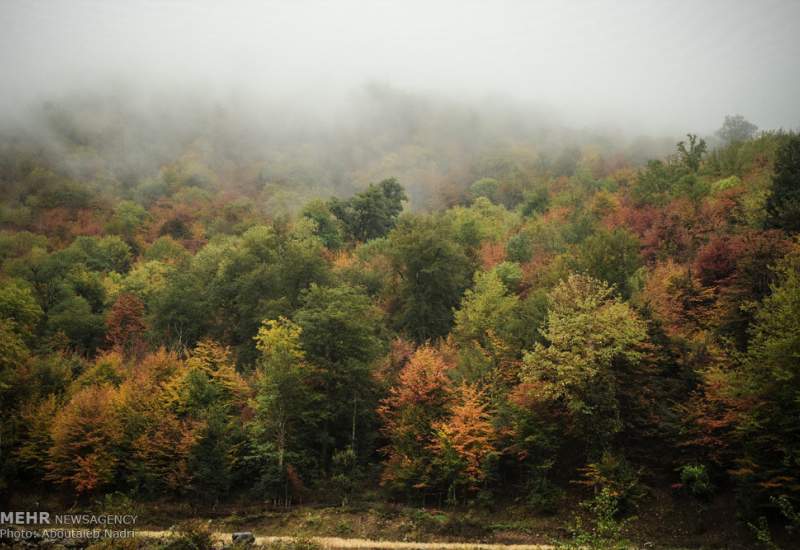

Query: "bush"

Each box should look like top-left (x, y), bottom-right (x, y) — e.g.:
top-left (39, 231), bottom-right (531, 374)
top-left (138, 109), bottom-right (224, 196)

top-left (265, 537), bottom-right (323, 550)
top-left (87, 539), bottom-right (146, 550)
top-left (576, 452), bottom-right (646, 514)
top-left (678, 464), bottom-right (714, 500)
top-left (403, 508), bottom-right (491, 538)
top-left (160, 521), bottom-right (214, 550)
top-left (93, 491), bottom-right (144, 517)
top-left (527, 477), bottom-right (564, 515)
top-left (565, 488), bottom-right (633, 550)
top-left (506, 232), bottom-right (533, 263)
top-left (405, 508), bottom-right (448, 533)
top-left (440, 513), bottom-right (491, 538)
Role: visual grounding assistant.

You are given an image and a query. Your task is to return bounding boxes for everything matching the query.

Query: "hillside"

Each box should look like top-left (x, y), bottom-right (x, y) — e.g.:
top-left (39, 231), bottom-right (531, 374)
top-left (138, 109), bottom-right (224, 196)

top-left (1, 102), bottom-right (800, 548)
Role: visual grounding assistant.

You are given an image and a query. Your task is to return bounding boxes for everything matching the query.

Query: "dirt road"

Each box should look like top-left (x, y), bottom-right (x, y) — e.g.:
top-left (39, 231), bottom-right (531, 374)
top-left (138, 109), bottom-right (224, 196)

top-left (135, 531), bottom-right (556, 549)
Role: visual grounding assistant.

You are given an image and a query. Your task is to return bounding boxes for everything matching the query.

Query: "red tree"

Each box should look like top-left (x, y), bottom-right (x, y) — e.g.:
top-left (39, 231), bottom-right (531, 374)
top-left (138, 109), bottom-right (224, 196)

top-left (105, 292), bottom-right (147, 359)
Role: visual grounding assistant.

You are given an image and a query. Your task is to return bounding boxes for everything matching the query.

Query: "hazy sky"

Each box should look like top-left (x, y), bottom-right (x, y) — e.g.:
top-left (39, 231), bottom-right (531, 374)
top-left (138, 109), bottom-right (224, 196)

top-left (1, 0), bottom-right (799, 134)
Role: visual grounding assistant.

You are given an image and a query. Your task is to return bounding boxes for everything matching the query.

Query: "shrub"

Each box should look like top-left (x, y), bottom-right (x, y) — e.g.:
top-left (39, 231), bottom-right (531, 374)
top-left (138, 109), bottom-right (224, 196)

top-left (576, 452), bottom-right (646, 514)
top-left (265, 537), bottom-right (323, 550)
top-left (678, 464), bottom-right (714, 500)
top-left (527, 477), bottom-right (564, 515)
top-left (87, 539), bottom-right (146, 549)
top-left (161, 521), bottom-right (214, 550)
top-left (565, 488), bottom-right (633, 550)
top-left (439, 512), bottom-right (491, 538)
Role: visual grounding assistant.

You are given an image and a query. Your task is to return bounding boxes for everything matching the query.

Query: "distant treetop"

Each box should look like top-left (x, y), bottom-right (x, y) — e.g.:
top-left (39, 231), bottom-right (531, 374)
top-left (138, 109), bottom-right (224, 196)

top-left (716, 114), bottom-right (758, 144)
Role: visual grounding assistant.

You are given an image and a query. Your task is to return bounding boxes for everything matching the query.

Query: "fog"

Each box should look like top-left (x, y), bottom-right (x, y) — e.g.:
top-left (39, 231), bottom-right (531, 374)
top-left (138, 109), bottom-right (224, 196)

top-left (2, 0), bottom-right (799, 133)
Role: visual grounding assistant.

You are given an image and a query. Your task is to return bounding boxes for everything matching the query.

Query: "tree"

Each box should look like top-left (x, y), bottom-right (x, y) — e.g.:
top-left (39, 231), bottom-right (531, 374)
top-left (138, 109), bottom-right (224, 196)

top-left (726, 250), bottom-right (800, 503)
top-left (302, 199), bottom-right (344, 250)
top-left (106, 200), bottom-right (150, 241)
top-left (469, 178), bottom-right (500, 204)
top-left (453, 270), bottom-right (518, 349)
top-left (329, 178), bottom-right (407, 242)
top-left (105, 292), bottom-right (147, 359)
top-left (184, 339), bottom-right (248, 403)
top-left (143, 236), bottom-right (189, 263)
top-left (154, 340), bottom-right (247, 500)
top-left (716, 115), bottom-right (758, 144)
top-left (293, 284), bottom-right (383, 468)
top-left (520, 274), bottom-right (648, 455)
top-left (151, 222), bottom-right (330, 358)
top-left (132, 410), bottom-right (201, 494)
top-left (766, 134), bottom-right (800, 232)
top-left (452, 269), bottom-right (521, 384)
top-left (112, 350), bottom-right (201, 495)
top-left (677, 134), bottom-right (707, 173)
top-left (430, 384), bottom-right (498, 504)
top-left (389, 215), bottom-right (474, 341)
top-left (640, 259), bottom-right (714, 340)
top-left (150, 266), bottom-right (211, 351)
top-left (15, 395), bottom-right (59, 478)
top-left (632, 160), bottom-right (677, 205)
top-left (249, 317), bottom-right (322, 503)
top-left (711, 231), bottom-right (792, 347)
top-left (46, 385), bottom-right (122, 494)
top-left (0, 279), bottom-right (43, 340)
top-left (65, 235), bottom-right (133, 273)
top-left (570, 228), bottom-right (642, 298)
top-left (47, 294), bottom-right (105, 353)
top-left (0, 319), bottom-right (31, 488)
top-left (378, 345), bottom-right (454, 498)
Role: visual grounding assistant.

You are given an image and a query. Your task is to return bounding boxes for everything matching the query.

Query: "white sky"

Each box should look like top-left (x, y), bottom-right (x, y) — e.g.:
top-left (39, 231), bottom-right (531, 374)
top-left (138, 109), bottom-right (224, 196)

top-left (1, 0), bottom-right (799, 134)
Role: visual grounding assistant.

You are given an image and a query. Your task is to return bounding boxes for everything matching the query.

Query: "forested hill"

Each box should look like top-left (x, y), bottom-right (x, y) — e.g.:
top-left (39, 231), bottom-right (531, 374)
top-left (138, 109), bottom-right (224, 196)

top-left (1, 103), bottom-right (799, 545)
top-left (0, 87), bottom-right (676, 214)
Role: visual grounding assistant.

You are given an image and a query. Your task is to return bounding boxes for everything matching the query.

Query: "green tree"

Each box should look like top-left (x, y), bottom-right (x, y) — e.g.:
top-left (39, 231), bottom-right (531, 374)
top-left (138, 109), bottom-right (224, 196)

top-left (0, 279), bottom-right (43, 341)
top-left (570, 228), bottom-right (642, 298)
top-left (389, 216), bottom-right (474, 341)
top-left (143, 236), bottom-right (189, 263)
top-left (329, 178), bottom-right (407, 242)
top-left (302, 199), bottom-right (344, 250)
top-left (632, 160), bottom-right (677, 205)
top-left (469, 178), bottom-right (500, 203)
top-left (106, 200), bottom-right (150, 240)
top-left (716, 115), bottom-right (758, 144)
top-left (728, 250), bottom-right (800, 503)
top-left (293, 284), bottom-right (383, 469)
top-left (249, 318), bottom-right (322, 503)
top-left (453, 270), bottom-right (518, 349)
top-left (677, 134), bottom-right (707, 173)
top-left (520, 274), bottom-right (648, 456)
top-left (766, 134), bottom-right (800, 232)
top-left (47, 294), bottom-right (105, 353)
top-left (0, 319), bottom-right (31, 488)
top-left (65, 236), bottom-right (133, 273)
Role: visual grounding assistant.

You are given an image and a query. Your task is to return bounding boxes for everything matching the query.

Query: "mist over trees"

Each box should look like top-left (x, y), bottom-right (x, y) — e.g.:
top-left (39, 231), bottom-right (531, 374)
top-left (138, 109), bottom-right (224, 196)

top-left (2, 87), bottom-right (799, 542)
top-left (2, 1), bottom-right (800, 547)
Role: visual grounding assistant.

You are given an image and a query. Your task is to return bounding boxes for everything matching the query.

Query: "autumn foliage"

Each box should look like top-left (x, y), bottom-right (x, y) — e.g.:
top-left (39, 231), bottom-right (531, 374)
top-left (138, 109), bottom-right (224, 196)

top-left (1, 113), bottom-right (799, 538)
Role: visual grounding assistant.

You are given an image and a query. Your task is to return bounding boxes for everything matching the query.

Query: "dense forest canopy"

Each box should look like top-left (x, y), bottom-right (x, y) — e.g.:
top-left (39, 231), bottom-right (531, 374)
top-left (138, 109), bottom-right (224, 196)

top-left (1, 84), bottom-right (800, 542)
top-left (2, 1), bottom-right (800, 547)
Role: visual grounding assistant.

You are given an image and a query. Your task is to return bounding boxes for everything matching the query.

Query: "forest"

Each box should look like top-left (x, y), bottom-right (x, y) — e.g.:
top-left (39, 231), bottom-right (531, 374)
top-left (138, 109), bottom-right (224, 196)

top-left (0, 89), bottom-right (799, 549)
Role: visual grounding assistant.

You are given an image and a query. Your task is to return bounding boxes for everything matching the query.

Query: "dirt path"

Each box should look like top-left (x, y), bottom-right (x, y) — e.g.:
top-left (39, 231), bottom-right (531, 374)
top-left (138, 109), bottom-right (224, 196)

top-left (135, 531), bottom-right (556, 549)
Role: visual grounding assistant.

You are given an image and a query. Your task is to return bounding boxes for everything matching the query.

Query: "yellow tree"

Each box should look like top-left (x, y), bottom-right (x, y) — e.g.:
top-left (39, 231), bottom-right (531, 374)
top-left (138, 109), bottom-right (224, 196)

top-left (115, 349), bottom-right (199, 494)
top-left (378, 345), bottom-right (453, 497)
top-left (430, 383), bottom-right (498, 503)
top-left (46, 385), bottom-right (122, 494)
